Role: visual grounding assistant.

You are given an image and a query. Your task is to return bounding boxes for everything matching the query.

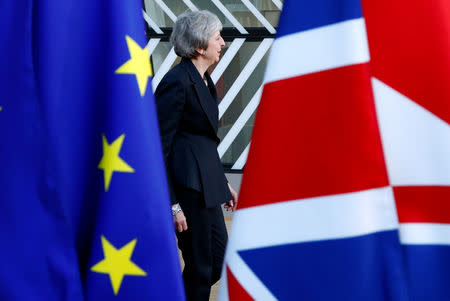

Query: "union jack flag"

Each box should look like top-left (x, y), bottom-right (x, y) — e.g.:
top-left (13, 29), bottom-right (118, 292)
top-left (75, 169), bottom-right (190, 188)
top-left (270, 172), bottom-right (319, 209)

top-left (219, 0), bottom-right (450, 300)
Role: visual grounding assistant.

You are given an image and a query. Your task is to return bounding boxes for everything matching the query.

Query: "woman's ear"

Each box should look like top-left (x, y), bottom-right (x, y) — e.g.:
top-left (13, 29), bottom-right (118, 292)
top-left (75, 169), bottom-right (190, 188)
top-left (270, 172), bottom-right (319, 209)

top-left (195, 48), bottom-right (206, 56)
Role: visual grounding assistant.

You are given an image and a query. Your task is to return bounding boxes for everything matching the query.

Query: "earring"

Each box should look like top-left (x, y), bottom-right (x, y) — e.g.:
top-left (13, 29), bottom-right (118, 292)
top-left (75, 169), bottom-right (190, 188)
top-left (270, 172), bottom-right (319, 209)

top-left (202, 50), bottom-right (206, 56)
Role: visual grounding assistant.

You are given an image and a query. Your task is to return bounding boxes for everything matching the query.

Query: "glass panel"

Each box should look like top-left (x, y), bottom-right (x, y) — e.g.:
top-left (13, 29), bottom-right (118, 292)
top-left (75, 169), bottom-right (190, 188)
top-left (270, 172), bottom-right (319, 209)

top-left (150, 41), bottom-right (173, 74)
top-left (217, 41), bottom-right (269, 165)
top-left (144, 0), bottom-right (174, 27)
top-left (144, 0), bottom-right (281, 28)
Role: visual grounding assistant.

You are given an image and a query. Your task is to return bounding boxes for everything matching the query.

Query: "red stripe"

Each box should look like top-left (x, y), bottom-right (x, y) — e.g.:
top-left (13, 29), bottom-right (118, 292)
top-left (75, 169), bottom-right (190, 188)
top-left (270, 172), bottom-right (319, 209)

top-left (362, 0), bottom-right (450, 125)
top-left (226, 265), bottom-right (254, 301)
top-left (394, 186), bottom-right (450, 223)
top-left (239, 64), bottom-right (388, 209)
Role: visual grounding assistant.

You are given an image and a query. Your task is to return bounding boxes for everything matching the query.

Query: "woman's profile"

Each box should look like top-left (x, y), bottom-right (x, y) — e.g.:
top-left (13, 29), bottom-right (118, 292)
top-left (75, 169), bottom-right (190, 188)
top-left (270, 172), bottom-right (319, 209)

top-left (155, 10), bottom-right (238, 301)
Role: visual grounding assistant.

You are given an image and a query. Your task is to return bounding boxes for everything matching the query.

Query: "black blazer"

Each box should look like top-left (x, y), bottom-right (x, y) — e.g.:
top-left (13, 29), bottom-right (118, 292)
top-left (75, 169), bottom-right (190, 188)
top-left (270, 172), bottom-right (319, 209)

top-left (155, 58), bottom-right (232, 208)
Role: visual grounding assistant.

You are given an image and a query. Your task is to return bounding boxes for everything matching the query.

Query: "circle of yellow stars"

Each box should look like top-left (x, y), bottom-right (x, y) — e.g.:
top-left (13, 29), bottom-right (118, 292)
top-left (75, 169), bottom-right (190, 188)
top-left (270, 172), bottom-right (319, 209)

top-left (92, 35), bottom-right (154, 296)
top-left (115, 35), bottom-right (153, 97)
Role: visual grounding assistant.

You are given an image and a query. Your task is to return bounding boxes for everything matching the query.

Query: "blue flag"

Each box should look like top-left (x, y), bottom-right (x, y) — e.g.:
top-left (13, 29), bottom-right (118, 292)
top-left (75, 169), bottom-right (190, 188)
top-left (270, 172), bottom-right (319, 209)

top-left (0, 0), bottom-right (185, 300)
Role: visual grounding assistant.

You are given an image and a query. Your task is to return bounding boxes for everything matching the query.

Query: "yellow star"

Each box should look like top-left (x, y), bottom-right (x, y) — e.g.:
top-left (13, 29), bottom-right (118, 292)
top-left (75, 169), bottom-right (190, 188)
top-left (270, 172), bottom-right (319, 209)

top-left (98, 134), bottom-right (134, 192)
top-left (91, 236), bottom-right (147, 295)
top-left (116, 35), bottom-right (153, 97)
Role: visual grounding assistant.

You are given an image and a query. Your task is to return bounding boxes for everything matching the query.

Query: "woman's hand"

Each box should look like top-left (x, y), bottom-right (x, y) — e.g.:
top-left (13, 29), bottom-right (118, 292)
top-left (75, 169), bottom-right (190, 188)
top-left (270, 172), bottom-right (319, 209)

top-left (174, 210), bottom-right (188, 232)
top-left (224, 183), bottom-right (238, 212)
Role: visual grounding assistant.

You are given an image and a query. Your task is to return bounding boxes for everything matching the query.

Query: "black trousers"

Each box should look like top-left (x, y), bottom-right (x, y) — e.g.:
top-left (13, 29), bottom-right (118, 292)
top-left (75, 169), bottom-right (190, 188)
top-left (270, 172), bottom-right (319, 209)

top-left (176, 188), bottom-right (228, 301)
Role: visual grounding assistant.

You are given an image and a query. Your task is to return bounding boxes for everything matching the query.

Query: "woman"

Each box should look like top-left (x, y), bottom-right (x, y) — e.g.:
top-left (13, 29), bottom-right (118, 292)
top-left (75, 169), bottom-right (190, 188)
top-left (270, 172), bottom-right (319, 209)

top-left (155, 10), bottom-right (238, 301)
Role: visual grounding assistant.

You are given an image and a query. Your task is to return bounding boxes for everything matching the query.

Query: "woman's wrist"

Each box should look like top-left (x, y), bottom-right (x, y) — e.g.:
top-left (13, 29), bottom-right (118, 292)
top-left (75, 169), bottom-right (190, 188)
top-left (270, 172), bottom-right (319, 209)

top-left (171, 203), bottom-right (182, 216)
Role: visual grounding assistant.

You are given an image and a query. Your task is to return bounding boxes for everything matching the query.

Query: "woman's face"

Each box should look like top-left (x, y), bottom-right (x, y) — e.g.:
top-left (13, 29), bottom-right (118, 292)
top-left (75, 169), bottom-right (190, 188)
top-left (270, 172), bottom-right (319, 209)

top-left (205, 30), bottom-right (225, 65)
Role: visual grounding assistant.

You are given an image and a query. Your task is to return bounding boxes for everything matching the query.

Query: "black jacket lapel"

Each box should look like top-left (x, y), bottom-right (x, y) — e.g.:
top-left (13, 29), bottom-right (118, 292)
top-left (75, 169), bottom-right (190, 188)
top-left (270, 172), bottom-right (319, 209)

top-left (205, 72), bottom-right (218, 101)
top-left (181, 59), bottom-right (219, 134)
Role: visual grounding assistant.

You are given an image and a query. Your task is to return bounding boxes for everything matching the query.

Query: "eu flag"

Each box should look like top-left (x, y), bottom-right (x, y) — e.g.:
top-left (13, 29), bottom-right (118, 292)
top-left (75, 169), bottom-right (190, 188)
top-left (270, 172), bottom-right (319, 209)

top-left (0, 0), bottom-right (185, 300)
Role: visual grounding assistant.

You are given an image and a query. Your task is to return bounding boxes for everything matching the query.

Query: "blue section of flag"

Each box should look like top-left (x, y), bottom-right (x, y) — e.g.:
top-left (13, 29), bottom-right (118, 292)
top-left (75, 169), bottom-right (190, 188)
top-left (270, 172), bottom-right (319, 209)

top-left (0, 0), bottom-right (184, 300)
top-left (276, 0), bottom-right (362, 39)
top-left (239, 231), bottom-right (409, 301)
top-left (403, 245), bottom-right (450, 301)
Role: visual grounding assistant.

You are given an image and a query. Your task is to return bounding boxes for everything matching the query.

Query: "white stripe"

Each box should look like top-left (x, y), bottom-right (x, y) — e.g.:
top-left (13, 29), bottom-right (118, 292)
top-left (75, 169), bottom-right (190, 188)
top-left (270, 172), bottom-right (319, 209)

top-left (218, 86), bottom-right (262, 158)
top-left (221, 186), bottom-right (398, 299)
top-left (227, 186), bottom-right (398, 251)
top-left (211, 38), bottom-right (246, 84)
top-left (218, 266), bottom-right (229, 301)
top-left (152, 47), bottom-right (177, 91)
top-left (212, 0), bottom-right (248, 34)
top-left (219, 39), bottom-right (273, 118)
top-left (241, 0), bottom-right (276, 34)
top-left (231, 143), bottom-right (250, 170)
top-left (271, 0), bottom-right (283, 10)
top-left (219, 249), bottom-right (277, 301)
top-left (399, 223), bottom-right (450, 245)
top-left (372, 78), bottom-right (450, 186)
top-left (154, 0), bottom-right (177, 22)
top-left (142, 10), bottom-right (163, 34)
top-left (264, 18), bottom-right (370, 84)
top-left (182, 0), bottom-right (198, 11)
top-left (146, 38), bottom-right (160, 57)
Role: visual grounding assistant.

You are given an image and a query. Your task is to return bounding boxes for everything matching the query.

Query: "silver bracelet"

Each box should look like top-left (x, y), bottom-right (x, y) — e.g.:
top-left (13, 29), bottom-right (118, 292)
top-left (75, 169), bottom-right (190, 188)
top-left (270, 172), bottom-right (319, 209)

top-left (171, 203), bottom-right (182, 216)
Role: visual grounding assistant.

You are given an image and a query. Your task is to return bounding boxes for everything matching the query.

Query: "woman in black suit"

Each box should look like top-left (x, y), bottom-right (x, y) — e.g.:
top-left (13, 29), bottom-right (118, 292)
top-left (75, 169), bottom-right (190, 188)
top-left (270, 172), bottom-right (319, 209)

top-left (155, 10), bottom-right (238, 301)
